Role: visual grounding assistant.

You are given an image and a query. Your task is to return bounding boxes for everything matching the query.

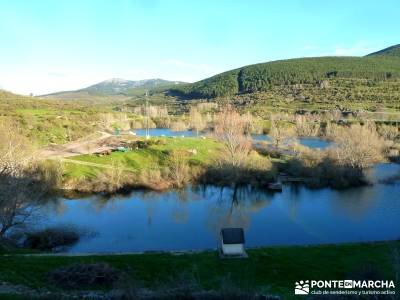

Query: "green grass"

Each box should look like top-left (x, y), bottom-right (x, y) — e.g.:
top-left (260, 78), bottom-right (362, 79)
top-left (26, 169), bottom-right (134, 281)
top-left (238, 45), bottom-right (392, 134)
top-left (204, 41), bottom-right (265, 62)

top-left (63, 137), bottom-right (222, 179)
top-left (0, 241), bottom-right (398, 299)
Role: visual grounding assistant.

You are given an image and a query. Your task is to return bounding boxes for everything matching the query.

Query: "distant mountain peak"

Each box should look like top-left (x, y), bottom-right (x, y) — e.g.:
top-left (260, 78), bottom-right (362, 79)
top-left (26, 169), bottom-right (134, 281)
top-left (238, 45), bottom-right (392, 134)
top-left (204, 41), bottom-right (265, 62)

top-left (41, 78), bottom-right (187, 99)
top-left (103, 78), bottom-right (132, 84)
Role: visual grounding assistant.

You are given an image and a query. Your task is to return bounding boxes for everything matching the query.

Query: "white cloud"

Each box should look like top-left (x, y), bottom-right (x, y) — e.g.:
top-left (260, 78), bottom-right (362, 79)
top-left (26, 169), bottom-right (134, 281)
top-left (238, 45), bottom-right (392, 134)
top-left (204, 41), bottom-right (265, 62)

top-left (332, 41), bottom-right (383, 56)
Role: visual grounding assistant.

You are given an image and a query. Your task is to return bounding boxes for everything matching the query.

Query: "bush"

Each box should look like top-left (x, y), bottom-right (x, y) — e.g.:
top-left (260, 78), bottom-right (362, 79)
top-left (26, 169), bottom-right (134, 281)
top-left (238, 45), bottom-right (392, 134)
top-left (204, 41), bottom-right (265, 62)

top-left (286, 148), bottom-right (368, 189)
top-left (166, 150), bottom-right (191, 188)
top-left (201, 151), bottom-right (276, 186)
top-left (24, 227), bottom-right (79, 251)
top-left (48, 263), bottom-right (120, 289)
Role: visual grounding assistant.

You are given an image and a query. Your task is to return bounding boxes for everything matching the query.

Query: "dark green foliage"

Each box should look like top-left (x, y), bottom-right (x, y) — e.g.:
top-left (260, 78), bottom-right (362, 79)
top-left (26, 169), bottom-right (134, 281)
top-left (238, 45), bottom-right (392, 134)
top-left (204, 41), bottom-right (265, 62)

top-left (24, 227), bottom-right (80, 251)
top-left (171, 70), bottom-right (240, 98)
top-left (171, 56), bottom-right (400, 99)
top-left (48, 263), bottom-right (120, 289)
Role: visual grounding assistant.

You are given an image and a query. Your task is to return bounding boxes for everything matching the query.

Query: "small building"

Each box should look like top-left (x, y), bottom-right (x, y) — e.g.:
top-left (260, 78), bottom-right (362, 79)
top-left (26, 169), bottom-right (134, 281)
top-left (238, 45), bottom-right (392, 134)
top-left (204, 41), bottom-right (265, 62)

top-left (220, 228), bottom-right (247, 258)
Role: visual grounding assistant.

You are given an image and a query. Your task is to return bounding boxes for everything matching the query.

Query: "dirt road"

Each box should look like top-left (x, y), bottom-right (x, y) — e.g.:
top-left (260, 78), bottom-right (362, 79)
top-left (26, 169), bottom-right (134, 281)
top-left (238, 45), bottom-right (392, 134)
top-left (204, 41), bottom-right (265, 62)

top-left (39, 131), bottom-right (113, 159)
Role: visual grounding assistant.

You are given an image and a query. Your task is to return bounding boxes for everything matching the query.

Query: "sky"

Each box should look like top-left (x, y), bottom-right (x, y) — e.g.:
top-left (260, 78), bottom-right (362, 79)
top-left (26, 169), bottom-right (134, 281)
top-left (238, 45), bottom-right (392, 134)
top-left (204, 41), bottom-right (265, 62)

top-left (0, 0), bottom-right (399, 95)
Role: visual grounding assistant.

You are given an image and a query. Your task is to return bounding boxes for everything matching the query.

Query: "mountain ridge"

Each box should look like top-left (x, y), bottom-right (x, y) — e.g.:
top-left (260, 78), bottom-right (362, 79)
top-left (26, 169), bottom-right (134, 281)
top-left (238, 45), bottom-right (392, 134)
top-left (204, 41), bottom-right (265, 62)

top-left (41, 78), bottom-right (187, 99)
top-left (169, 45), bottom-right (400, 99)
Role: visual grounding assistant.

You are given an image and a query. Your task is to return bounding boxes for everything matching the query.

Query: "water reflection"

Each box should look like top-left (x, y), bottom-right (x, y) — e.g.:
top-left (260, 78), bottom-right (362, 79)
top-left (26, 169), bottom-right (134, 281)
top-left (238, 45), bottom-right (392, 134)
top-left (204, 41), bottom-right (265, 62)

top-left (205, 186), bottom-right (273, 238)
top-left (134, 128), bottom-right (332, 149)
top-left (38, 164), bottom-right (400, 253)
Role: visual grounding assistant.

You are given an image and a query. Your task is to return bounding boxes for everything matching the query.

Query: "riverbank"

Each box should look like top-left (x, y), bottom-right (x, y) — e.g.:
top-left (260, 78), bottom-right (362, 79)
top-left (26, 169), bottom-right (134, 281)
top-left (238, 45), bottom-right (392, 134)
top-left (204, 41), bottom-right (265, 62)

top-left (60, 137), bottom-right (225, 192)
top-left (0, 241), bottom-right (398, 299)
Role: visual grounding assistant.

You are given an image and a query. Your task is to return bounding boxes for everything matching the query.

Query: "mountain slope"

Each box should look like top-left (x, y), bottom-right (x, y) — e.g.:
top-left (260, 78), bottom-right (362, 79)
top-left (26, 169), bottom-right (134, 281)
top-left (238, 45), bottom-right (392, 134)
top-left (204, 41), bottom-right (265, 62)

top-left (170, 46), bottom-right (400, 99)
top-left (43, 78), bottom-right (186, 100)
top-left (82, 78), bottom-right (184, 95)
top-left (366, 44), bottom-right (400, 57)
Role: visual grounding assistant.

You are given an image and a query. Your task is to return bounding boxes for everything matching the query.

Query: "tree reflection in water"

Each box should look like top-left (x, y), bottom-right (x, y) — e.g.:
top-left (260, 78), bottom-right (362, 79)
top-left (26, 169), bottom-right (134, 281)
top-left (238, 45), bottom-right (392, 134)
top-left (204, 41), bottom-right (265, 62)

top-left (203, 184), bottom-right (272, 239)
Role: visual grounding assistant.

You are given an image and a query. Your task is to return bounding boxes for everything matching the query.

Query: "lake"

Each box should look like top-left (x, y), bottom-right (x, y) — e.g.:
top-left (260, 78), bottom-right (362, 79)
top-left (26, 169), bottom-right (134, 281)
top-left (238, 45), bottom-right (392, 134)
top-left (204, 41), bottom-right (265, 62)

top-left (38, 163), bottom-right (400, 253)
top-left (133, 128), bottom-right (332, 149)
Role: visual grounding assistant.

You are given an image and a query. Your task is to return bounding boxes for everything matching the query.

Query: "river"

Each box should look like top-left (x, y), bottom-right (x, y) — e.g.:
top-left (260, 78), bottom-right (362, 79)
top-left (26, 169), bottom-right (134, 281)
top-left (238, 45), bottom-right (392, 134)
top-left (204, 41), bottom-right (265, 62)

top-left (133, 128), bottom-right (332, 149)
top-left (38, 163), bottom-right (400, 253)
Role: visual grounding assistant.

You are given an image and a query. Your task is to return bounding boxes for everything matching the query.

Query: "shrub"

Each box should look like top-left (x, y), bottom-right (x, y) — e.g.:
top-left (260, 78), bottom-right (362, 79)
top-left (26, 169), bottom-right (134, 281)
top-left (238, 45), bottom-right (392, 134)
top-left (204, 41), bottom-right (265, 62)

top-left (170, 121), bottom-right (188, 131)
top-left (201, 151), bottom-right (276, 186)
top-left (24, 226), bottom-right (79, 251)
top-left (166, 150), bottom-right (191, 188)
top-left (48, 263), bottom-right (120, 289)
top-left (286, 148), bottom-right (369, 189)
top-left (330, 124), bottom-right (386, 170)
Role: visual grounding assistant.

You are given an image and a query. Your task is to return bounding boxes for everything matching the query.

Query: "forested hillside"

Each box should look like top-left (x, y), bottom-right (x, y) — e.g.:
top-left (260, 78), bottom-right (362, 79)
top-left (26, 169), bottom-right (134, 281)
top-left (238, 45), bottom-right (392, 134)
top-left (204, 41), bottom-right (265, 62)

top-left (366, 44), bottom-right (400, 57)
top-left (170, 48), bottom-right (400, 99)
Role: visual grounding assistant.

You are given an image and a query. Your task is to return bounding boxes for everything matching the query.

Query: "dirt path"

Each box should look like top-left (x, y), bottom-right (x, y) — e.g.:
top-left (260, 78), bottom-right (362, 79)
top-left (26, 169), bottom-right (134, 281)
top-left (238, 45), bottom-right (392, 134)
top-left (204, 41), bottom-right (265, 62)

top-left (39, 131), bottom-right (113, 159)
top-left (60, 158), bottom-right (117, 169)
top-left (60, 158), bottom-right (137, 173)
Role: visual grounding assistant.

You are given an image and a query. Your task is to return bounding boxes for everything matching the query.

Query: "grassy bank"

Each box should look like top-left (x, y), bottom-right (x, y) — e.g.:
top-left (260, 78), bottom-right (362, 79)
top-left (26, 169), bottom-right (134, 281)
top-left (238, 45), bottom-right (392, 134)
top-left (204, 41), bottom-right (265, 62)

top-left (63, 137), bottom-right (221, 177)
top-left (61, 137), bottom-right (226, 192)
top-left (0, 241), bottom-right (398, 299)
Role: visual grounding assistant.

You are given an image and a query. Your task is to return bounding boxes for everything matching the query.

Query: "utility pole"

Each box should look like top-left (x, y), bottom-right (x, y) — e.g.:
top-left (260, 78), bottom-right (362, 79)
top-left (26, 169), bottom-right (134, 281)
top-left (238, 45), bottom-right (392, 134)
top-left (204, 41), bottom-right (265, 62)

top-left (145, 90), bottom-right (150, 140)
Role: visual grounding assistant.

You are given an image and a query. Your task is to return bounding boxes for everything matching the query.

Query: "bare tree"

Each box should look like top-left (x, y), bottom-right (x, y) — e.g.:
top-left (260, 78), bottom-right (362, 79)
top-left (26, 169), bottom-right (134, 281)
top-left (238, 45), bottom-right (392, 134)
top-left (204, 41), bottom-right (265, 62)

top-left (214, 106), bottom-right (252, 166)
top-left (167, 150), bottom-right (190, 188)
top-left (377, 124), bottom-right (399, 141)
top-left (0, 121), bottom-right (58, 237)
top-left (331, 124), bottom-right (386, 171)
top-left (295, 114), bottom-right (320, 137)
top-left (189, 107), bottom-right (206, 136)
top-left (0, 120), bottom-right (35, 177)
top-left (269, 114), bottom-right (296, 148)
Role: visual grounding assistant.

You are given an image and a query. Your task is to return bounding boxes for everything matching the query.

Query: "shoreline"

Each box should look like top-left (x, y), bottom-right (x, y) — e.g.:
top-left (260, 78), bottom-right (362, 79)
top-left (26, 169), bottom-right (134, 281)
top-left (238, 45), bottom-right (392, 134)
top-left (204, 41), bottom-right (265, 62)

top-left (4, 239), bottom-right (399, 257)
top-left (1, 240), bottom-right (398, 299)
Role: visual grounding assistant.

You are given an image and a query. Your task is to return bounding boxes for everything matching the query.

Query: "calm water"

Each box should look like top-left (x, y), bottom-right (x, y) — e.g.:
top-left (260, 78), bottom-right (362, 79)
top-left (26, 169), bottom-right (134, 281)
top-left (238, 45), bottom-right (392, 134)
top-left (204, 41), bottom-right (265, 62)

top-left (133, 128), bottom-right (332, 149)
top-left (134, 128), bottom-right (197, 138)
top-left (39, 163), bottom-right (400, 253)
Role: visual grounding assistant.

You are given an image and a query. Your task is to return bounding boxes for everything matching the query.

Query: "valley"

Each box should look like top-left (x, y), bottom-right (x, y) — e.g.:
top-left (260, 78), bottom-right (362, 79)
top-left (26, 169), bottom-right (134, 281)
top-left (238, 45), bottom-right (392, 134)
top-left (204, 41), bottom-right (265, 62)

top-left (1, 44), bottom-right (400, 299)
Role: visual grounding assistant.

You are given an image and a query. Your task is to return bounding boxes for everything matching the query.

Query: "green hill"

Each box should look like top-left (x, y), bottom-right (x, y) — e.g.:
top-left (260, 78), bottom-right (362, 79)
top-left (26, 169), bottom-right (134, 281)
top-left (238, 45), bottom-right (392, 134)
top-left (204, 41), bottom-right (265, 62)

top-left (366, 44), bottom-right (400, 57)
top-left (170, 47), bottom-right (400, 99)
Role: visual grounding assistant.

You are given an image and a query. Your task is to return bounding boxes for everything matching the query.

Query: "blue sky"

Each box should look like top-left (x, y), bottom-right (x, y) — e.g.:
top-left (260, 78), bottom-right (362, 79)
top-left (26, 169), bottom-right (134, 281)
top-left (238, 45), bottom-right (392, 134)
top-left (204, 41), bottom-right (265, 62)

top-left (0, 0), bottom-right (399, 95)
